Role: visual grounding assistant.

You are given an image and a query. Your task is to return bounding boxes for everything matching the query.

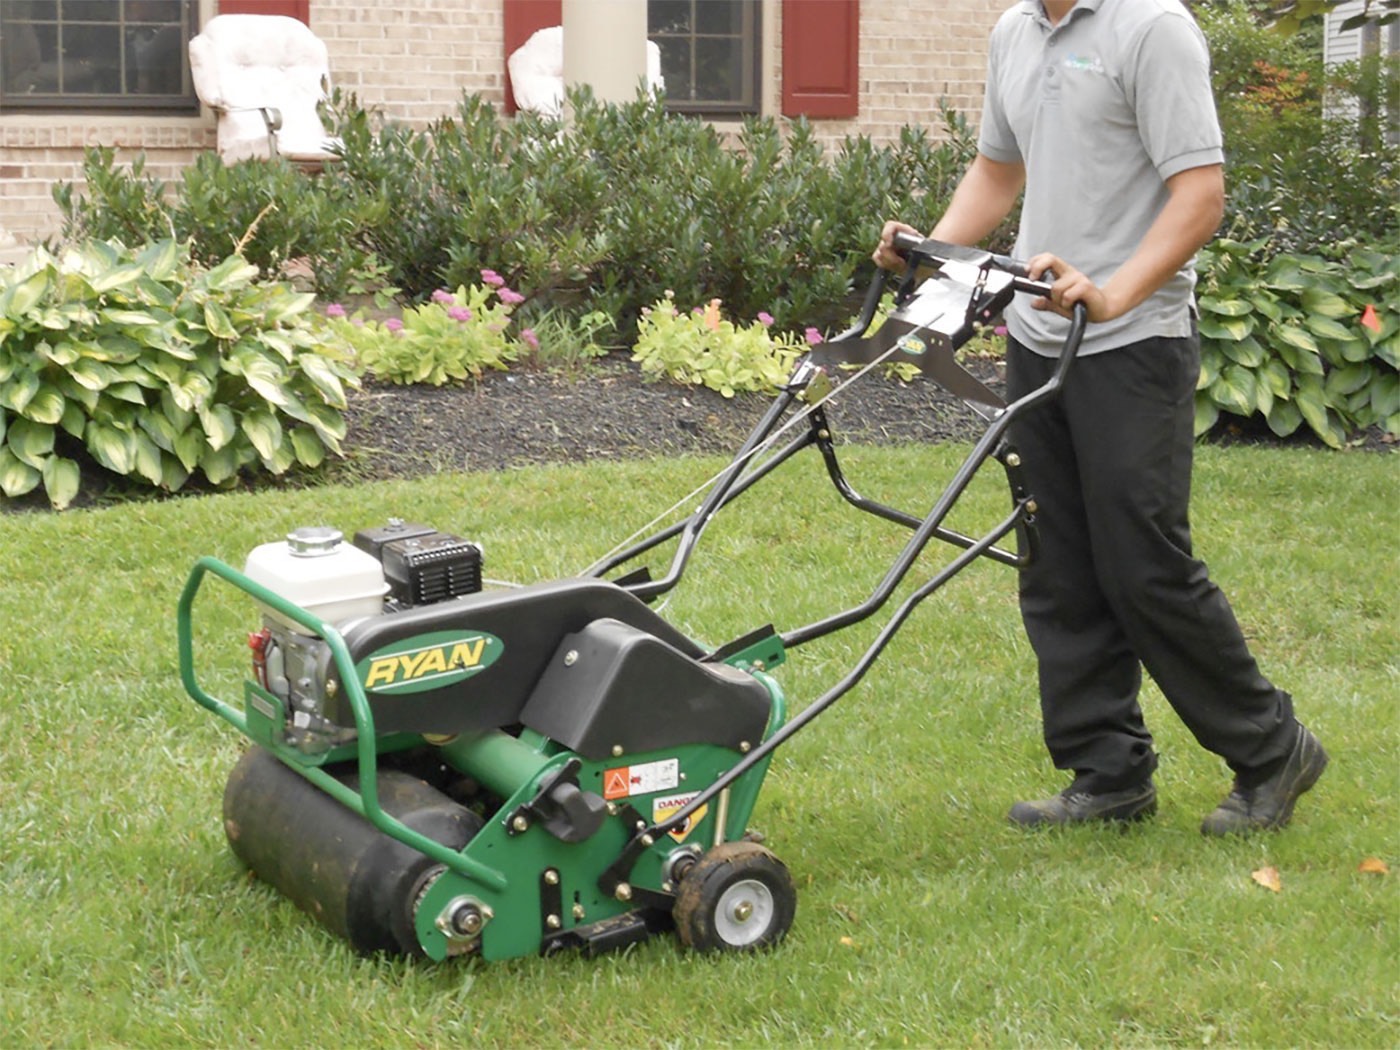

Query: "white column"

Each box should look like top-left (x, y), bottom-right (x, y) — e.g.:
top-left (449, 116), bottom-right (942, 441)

top-left (561, 0), bottom-right (649, 106)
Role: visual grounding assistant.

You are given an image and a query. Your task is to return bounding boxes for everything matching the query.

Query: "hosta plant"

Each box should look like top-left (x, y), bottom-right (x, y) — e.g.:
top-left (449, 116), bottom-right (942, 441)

top-left (1195, 237), bottom-right (1398, 447)
top-left (0, 239), bottom-right (358, 509)
top-left (631, 295), bottom-right (807, 398)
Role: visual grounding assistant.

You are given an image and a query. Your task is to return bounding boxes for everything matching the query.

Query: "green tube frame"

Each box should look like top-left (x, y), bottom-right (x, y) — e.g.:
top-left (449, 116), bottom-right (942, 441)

top-left (177, 556), bottom-right (508, 893)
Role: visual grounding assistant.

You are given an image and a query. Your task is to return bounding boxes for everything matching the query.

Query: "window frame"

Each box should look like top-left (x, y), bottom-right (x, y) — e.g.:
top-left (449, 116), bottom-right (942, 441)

top-left (0, 0), bottom-right (200, 115)
top-left (649, 0), bottom-right (762, 117)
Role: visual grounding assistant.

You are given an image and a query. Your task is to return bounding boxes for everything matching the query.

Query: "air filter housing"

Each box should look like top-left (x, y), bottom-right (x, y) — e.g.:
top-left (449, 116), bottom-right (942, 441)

top-left (354, 522), bottom-right (483, 608)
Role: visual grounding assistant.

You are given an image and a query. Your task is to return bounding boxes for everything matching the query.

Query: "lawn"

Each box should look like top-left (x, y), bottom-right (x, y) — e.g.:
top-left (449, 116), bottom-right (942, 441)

top-left (0, 441), bottom-right (1394, 1048)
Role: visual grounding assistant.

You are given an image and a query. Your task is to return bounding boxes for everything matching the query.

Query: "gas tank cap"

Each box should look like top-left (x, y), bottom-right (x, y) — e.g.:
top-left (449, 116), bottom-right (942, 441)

top-left (287, 526), bottom-right (344, 557)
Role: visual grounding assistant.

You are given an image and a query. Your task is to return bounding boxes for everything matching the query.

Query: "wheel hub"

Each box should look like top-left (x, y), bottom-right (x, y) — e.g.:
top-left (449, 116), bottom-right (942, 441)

top-left (715, 878), bottom-right (775, 946)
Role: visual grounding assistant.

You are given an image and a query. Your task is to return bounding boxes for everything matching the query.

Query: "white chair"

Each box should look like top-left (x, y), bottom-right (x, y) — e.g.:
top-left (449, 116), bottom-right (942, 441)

top-left (189, 14), bottom-right (339, 169)
top-left (508, 26), bottom-right (664, 118)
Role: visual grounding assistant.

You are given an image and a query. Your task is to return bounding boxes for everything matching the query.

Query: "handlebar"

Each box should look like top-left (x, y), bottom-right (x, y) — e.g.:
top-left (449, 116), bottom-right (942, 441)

top-left (890, 231), bottom-right (1057, 299)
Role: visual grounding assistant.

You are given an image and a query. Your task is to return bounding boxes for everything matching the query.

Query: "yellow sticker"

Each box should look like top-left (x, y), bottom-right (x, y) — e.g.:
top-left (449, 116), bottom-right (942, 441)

top-left (652, 792), bottom-right (709, 843)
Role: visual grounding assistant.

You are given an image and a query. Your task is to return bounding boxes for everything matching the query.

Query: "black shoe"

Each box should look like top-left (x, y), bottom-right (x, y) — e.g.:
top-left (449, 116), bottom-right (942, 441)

top-left (1008, 781), bottom-right (1157, 827)
top-left (1201, 724), bottom-right (1327, 836)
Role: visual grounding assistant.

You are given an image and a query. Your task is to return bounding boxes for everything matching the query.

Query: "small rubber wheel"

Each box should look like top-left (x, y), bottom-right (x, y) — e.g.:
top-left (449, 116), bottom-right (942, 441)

top-left (673, 840), bottom-right (796, 953)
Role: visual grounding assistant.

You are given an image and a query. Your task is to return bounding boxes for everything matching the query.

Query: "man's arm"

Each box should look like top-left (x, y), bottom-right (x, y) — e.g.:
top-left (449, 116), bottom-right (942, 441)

top-left (1028, 163), bottom-right (1225, 322)
top-left (873, 153), bottom-right (1026, 270)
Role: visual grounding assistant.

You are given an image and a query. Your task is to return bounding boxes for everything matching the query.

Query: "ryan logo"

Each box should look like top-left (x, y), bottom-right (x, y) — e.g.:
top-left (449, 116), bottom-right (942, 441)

top-left (357, 630), bottom-right (503, 695)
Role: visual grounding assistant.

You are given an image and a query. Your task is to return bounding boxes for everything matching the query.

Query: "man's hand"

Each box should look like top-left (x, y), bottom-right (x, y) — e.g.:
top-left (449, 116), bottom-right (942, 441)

top-left (1026, 254), bottom-right (1120, 323)
top-left (872, 220), bottom-right (924, 272)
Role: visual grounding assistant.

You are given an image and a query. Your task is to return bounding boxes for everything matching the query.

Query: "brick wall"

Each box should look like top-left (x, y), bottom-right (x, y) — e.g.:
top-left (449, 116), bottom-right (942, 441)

top-left (0, 0), bottom-right (1003, 250)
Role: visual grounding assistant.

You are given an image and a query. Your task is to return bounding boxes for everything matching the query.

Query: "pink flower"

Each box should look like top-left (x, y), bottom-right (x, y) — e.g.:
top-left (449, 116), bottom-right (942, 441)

top-left (804, 326), bottom-right (824, 345)
top-left (325, 302), bottom-right (346, 318)
top-left (993, 324), bottom-right (1008, 336)
top-left (521, 327), bottom-right (540, 350)
top-left (384, 317), bottom-right (404, 333)
top-left (757, 311), bottom-right (774, 327)
top-left (447, 306), bottom-right (473, 322)
top-left (431, 288), bottom-right (455, 303)
top-left (498, 288), bottom-right (525, 306)
top-left (480, 269), bottom-right (505, 288)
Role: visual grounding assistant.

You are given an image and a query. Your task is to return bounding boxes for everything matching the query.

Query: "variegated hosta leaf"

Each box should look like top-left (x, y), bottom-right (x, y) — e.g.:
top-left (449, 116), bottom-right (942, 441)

top-left (0, 447), bottom-right (41, 497)
top-left (6, 417), bottom-right (55, 469)
top-left (41, 455), bottom-right (81, 510)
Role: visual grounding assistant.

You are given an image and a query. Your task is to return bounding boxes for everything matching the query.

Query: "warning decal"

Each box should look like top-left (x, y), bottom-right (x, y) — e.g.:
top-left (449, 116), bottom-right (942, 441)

top-left (652, 792), bottom-right (709, 842)
top-left (602, 757), bottom-right (680, 800)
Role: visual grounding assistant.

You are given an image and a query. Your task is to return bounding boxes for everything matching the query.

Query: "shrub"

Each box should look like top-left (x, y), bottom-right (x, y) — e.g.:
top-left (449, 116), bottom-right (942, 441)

top-left (631, 294), bottom-right (806, 397)
top-left (53, 147), bottom-right (376, 301)
top-left (319, 276), bottom-right (528, 386)
top-left (0, 240), bottom-right (357, 508)
top-left (1195, 236), bottom-right (1399, 445)
top-left (1196, 0), bottom-right (1398, 249)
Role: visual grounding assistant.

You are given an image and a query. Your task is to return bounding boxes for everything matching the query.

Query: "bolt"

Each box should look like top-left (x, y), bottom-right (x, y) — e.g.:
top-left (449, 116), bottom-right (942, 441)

top-left (639, 833), bottom-right (654, 847)
top-left (543, 869), bottom-right (560, 885)
top-left (732, 900), bottom-right (753, 923)
top-left (573, 904), bottom-right (586, 920)
top-left (615, 882), bottom-right (633, 902)
top-left (1026, 499), bottom-right (1039, 514)
top-left (448, 903), bottom-right (485, 937)
top-left (564, 649), bottom-right (578, 666)
top-left (612, 744), bottom-right (624, 757)
top-left (511, 814), bottom-right (529, 833)
top-left (1006, 453), bottom-right (1022, 467)
top-left (546, 914), bottom-right (561, 930)
top-left (740, 741), bottom-right (752, 753)
top-left (325, 679), bottom-right (338, 698)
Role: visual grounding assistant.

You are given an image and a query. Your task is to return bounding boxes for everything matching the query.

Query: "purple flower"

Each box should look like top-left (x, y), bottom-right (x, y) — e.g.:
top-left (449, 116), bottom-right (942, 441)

top-left (325, 302), bottom-right (346, 318)
top-left (447, 306), bottom-right (473, 322)
top-left (431, 288), bottom-right (455, 304)
top-left (384, 317), bottom-right (404, 333)
top-left (804, 327), bottom-right (824, 346)
top-left (497, 288), bottom-right (525, 306)
top-left (480, 269), bottom-right (505, 288)
top-left (521, 327), bottom-right (540, 350)
top-left (993, 324), bottom-right (1008, 336)
top-left (757, 311), bottom-right (774, 327)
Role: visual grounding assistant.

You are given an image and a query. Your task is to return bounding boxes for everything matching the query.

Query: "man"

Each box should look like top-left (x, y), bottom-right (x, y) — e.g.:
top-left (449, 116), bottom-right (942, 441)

top-left (874, 0), bottom-right (1326, 834)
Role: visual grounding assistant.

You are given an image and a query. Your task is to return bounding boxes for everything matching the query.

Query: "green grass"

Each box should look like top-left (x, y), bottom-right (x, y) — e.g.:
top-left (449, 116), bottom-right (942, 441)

top-left (0, 443), bottom-right (1395, 1048)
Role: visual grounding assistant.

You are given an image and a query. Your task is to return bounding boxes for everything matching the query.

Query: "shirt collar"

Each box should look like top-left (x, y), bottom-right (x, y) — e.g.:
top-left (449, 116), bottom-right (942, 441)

top-left (1022, 0), bottom-right (1106, 29)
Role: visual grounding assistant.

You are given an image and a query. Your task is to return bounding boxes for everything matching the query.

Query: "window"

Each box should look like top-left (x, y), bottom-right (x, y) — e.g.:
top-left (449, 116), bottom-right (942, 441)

top-left (649, 0), bottom-right (760, 115)
top-left (0, 0), bottom-right (198, 113)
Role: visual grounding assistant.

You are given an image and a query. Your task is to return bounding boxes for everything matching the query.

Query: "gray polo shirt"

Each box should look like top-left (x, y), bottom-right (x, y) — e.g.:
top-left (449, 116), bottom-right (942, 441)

top-left (978, 0), bottom-right (1225, 356)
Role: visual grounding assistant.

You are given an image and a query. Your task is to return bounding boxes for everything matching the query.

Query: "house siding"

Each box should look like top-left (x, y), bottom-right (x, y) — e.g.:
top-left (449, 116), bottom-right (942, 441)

top-left (0, 0), bottom-right (1003, 251)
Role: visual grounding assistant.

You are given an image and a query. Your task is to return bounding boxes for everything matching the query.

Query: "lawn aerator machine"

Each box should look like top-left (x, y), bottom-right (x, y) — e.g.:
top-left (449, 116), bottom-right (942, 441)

top-left (178, 236), bottom-right (1087, 962)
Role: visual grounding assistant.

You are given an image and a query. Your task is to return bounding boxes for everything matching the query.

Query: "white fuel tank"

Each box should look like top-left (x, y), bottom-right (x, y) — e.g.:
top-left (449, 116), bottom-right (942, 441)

top-left (244, 526), bottom-right (388, 633)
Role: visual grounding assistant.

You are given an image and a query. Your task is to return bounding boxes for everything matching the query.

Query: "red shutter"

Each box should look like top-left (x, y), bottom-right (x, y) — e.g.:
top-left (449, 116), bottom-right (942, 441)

top-left (218, 0), bottom-right (310, 22)
top-left (782, 0), bottom-right (859, 118)
top-left (503, 0), bottom-right (563, 114)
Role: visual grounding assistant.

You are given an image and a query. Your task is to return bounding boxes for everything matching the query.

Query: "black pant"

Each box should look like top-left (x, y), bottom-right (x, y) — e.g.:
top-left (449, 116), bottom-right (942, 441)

top-left (1006, 331), bottom-right (1297, 793)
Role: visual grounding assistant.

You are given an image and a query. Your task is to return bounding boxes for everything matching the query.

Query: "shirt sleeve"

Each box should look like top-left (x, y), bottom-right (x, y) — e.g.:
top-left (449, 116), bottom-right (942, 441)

top-left (976, 26), bottom-right (1022, 165)
top-left (1127, 13), bottom-right (1225, 181)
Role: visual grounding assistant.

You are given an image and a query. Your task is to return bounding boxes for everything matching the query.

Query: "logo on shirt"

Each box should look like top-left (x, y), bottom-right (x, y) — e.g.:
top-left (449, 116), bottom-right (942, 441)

top-left (1062, 52), bottom-right (1106, 75)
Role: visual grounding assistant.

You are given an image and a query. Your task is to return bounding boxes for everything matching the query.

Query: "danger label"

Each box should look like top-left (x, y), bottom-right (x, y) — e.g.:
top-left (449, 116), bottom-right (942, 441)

top-left (652, 792), bottom-right (709, 842)
top-left (603, 757), bottom-right (680, 800)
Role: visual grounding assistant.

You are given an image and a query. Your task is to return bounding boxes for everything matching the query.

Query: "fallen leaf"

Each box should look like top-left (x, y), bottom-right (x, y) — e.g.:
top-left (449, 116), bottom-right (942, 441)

top-left (1360, 303), bottom-right (1381, 333)
top-left (1252, 866), bottom-right (1283, 892)
top-left (839, 936), bottom-right (857, 948)
top-left (1358, 857), bottom-right (1389, 875)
